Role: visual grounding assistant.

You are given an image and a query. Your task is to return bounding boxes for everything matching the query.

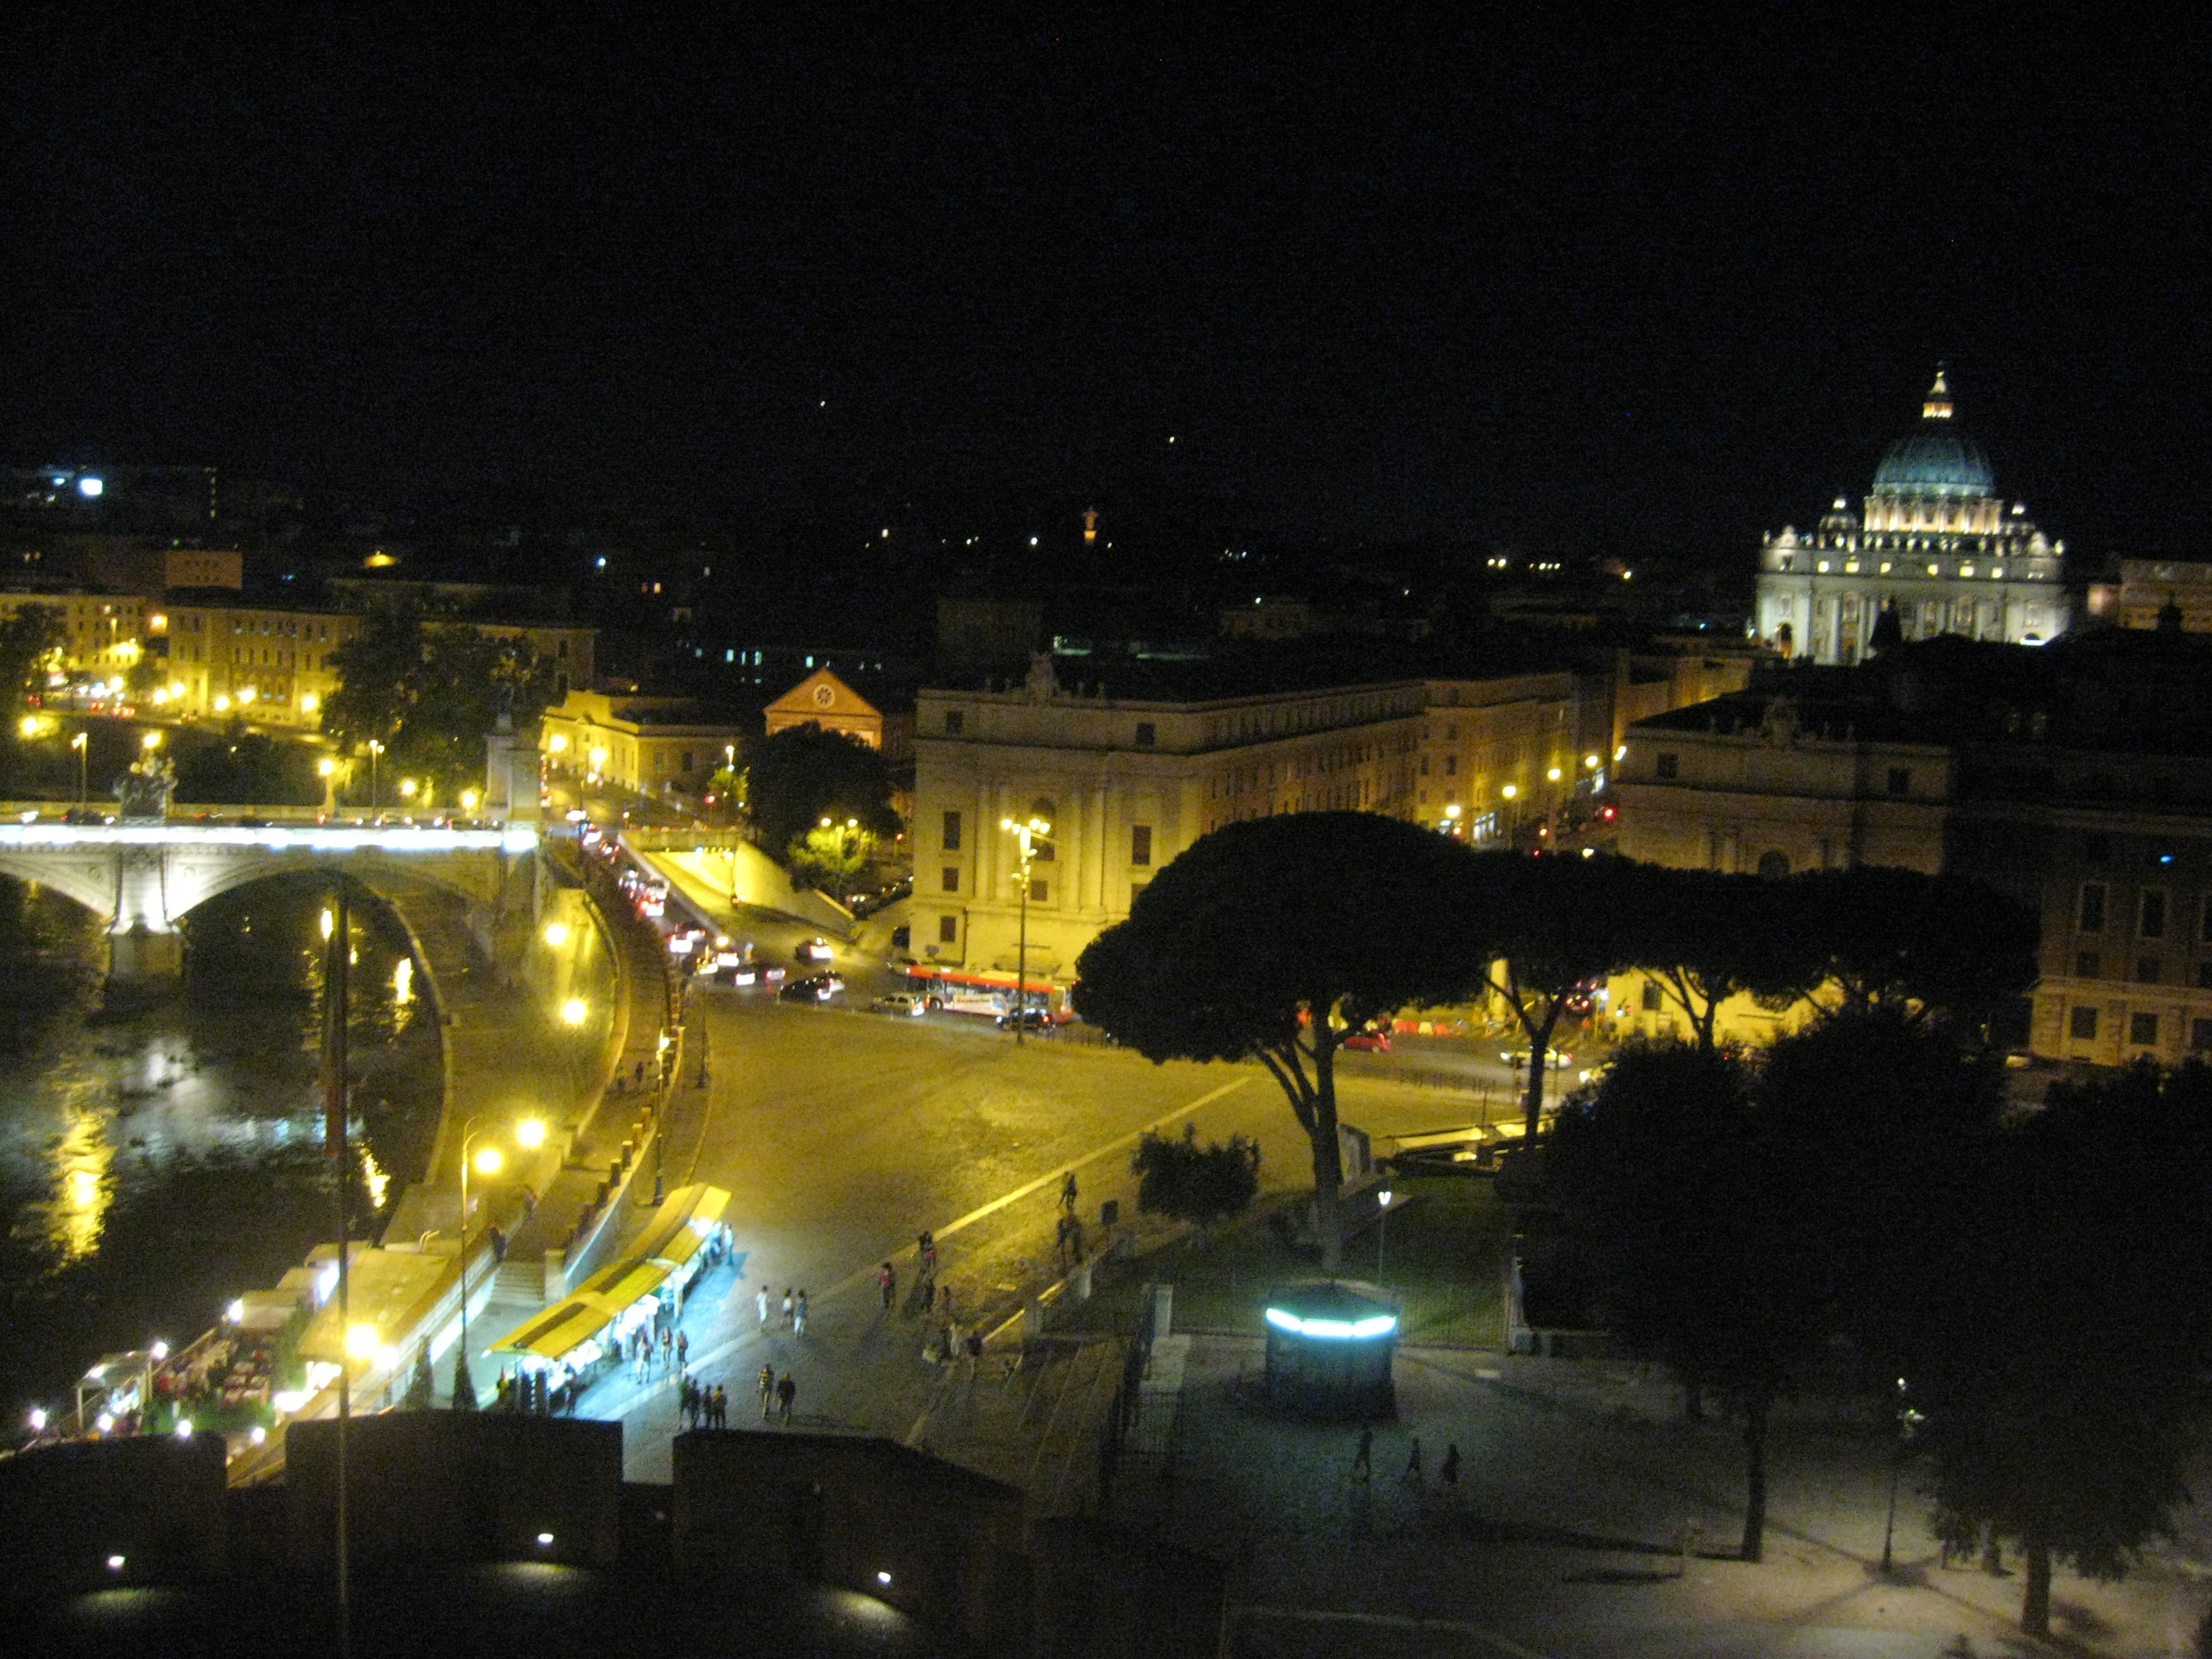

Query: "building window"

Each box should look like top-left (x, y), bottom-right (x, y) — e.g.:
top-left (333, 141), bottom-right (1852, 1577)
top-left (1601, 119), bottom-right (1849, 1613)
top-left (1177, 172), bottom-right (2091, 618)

top-left (2137, 957), bottom-right (2162, 984)
top-left (941, 867), bottom-right (960, 894)
top-left (2130, 1012), bottom-right (2160, 1047)
top-left (942, 810), bottom-right (962, 851)
top-left (2193, 1017), bottom-right (2212, 1051)
top-left (2069, 1006), bottom-right (2099, 1041)
top-left (1444, 756), bottom-right (1457, 776)
top-left (1420, 756), bottom-right (1430, 775)
top-left (1886, 767), bottom-right (1910, 796)
top-left (2078, 883), bottom-right (2106, 933)
top-left (1640, 980), bottom-right (1663, 1012)
top-left (1130, 824), bottom-right (1152, 867)
top-left (1134, 721), bottom-right (1156, 747)
top-left (1029, 878), bottom-right (1049, 904)
top-left (938, 914), bottom-right (958, 944)
top-left (944, 710), bottom-right (965, 735)
top-left (1655, 752), bottom-right (1679, 780)
top-left (2075, 951), bottom-right (2100, 979)
top-left (681, 751), bottom-right (693, 773)
top-left (2141, 889), bottom-right (2168, 939)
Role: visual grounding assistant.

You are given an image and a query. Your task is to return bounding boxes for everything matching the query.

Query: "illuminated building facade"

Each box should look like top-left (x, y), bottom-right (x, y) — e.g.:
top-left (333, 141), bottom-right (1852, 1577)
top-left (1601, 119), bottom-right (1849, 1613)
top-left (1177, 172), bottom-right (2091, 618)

top-left (1755, 370), bottom-right (2070, 664)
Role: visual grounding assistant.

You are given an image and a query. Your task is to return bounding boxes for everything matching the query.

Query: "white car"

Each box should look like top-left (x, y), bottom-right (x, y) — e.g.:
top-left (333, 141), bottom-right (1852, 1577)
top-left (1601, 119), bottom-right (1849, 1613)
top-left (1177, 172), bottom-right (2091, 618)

top-left (796, 938), bottom-right (835, 963)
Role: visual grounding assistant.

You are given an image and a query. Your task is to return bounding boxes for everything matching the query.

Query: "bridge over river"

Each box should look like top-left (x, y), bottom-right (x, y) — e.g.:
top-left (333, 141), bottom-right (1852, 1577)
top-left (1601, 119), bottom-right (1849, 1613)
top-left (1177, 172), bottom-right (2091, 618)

top-left (0, 811), bottom-right (541, 985)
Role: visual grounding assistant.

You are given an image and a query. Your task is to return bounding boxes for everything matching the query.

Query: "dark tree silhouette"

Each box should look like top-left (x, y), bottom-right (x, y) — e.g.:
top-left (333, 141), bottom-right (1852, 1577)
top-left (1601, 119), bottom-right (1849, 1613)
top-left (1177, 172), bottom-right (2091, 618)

top-left (1912, 1061), bottom-right (2212, 1636)
top-left (1074, 812), bottom-right (1483, 1268)
top-left (1619, 866), bottom-right (1826, 1049)
top-left (1470, 852), bottom-right (1641, 1146)
top-left (741, 724), bottom-right (901, 868)
top-left (1131, 1123), bottom-right (1261, 1235)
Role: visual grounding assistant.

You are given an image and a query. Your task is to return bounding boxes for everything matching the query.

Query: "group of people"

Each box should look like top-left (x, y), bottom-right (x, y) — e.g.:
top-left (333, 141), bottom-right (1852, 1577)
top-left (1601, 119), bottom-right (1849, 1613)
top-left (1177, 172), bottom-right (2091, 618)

top-left (629, 1318), bottom-right (687, 1382)
top-left (756, 1364), bottom-right (798, 1424)
top-left (679, 1375), bottom-right (728, 1429)
top-left (756, 1286), bottom-right (809, 1334)
top-left (1349, 1429), bottom-right (1461, 1493)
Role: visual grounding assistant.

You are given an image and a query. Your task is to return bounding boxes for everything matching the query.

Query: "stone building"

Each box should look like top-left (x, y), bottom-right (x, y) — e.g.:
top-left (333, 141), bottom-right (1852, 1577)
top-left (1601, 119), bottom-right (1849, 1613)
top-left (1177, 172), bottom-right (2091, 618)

top-left (1754, 369), bottom-right (2070, 664)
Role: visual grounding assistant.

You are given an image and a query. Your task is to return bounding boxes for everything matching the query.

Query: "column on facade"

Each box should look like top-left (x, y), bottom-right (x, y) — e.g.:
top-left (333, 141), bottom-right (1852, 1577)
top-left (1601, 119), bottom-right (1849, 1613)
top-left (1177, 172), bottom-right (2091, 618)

top-left (1091, 778), bottom-right (1112, 917)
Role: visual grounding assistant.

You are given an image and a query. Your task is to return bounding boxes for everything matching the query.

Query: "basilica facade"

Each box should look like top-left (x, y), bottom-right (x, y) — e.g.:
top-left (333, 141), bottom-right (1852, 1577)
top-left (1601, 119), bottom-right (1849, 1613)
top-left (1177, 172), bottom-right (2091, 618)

top-left (1753, 370), bottom-right (2071, 664)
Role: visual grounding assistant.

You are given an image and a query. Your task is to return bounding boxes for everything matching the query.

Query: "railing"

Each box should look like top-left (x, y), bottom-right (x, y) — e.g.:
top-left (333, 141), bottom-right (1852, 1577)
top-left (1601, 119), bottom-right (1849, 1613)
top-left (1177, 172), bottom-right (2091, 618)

top-left (1097, 1283), bottom-right (1164, 1511)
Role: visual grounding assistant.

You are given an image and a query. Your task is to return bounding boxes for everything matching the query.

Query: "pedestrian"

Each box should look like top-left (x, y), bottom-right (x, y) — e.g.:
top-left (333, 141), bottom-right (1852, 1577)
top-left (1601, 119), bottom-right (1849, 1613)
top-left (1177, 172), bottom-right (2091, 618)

top-left (1061, 1170), bottom-right (1079, 1213)
top-left (676, 1330), bottom-right (688, 1369)
top-left (775, 1372), bottom-right (796, 1426)
top-left (635, 1341), bottom-right (649, 1384)
top-left (920, 1231), bottom-right (937, 1275)
top-left (1351, 1428), bottom-right (1373, 1482)
top-left (660, 1326), bottom-right (674, 1373)
top-left (756, 1287), bottom-right (770, 1329)
top-left (1403, 1437), bottom-right (1423, 1488)
top-left (681, 1376), bottom-right (697, 1428)
top-left (922, 1275), bottom-right (936, 1313)
top-left (782, 1287), bottom-right (794, 1328)
top-left (878, 1262), bottom-right (896, 1310)
top-left (757, 1364), bottom-right (775, 1420)
top-left (1055, 1213), bottom-right (1072, 1265)
top-left (1440, 1442), bottom-right (1460, 1493)
top-left (940, 1286), bottom-right (955, 1326)
top-left (794, 1289), bottom-right (809, 1335)
top-left (712, 1385), bottom-right (727, 1429)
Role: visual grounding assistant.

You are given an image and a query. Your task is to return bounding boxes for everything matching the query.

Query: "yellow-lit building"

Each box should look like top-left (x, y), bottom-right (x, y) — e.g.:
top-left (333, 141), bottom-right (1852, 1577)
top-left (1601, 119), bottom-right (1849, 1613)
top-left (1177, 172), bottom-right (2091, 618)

top-left (764, 667), bottom-right (907, 755)
top-left (0, 589), bottom-right (148, 680)
top-left (540, 691), bottom-right (750, 801)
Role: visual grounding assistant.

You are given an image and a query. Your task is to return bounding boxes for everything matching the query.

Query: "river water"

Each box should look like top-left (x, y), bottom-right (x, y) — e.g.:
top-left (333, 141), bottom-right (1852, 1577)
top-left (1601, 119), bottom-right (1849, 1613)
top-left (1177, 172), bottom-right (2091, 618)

top-left (0, 874), bottom-right (441, 1419)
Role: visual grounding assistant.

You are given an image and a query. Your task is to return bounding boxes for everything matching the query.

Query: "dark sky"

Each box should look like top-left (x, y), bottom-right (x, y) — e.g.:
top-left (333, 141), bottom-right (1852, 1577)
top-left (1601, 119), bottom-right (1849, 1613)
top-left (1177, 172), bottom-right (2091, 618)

top-left (6, 8), bottom-right (2209, 560)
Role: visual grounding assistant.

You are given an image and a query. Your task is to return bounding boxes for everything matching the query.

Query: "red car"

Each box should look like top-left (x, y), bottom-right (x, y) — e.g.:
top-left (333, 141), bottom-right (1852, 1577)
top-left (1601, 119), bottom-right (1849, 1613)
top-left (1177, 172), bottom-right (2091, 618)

top-left (1341, 1030), bottom-right (1392, 1053)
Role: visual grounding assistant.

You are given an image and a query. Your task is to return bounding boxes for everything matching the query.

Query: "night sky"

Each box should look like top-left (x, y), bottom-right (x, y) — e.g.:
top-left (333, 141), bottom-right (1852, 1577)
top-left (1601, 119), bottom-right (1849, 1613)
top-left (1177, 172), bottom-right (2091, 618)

top-left (6, 9), bottom-right (2208, 561)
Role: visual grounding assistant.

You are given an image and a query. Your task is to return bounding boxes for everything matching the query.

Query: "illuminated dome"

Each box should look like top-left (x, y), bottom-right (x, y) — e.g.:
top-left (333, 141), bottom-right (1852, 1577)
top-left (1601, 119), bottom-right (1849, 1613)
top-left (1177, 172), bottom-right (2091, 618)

top-left (1870, 368), bottom-right (1995, 500)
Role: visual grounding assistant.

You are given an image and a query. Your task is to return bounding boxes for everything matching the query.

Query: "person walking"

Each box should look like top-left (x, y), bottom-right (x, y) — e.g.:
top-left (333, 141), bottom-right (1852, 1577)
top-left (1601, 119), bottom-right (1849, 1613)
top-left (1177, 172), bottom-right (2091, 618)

top-left (775, 1372), bottom-right (796, 1426)
top-left (1351, 1428), bottom-right (1373, 1482)
top-left (1403, 1437), bottom-right (1424, 1488)
top-left (793, 1289), bottom-right (809, 1335)
top-left (756, 1286), bottom-right (770, 1329)
top-left (712, 1384), bottom-right (727, 1429)
top-left (757, 1364), bottom-right (775, 1420)
top-left (1061, 1170), bottom-right (1079, 1213)
top-left (781, 1287), bottom-right (795, 1328)
top-left (878, 1262), bottom-right (896, 1310)
top-left (680, 1376), bottom-right (697, 1428)
top-left (1439, 1442), bottom-right (1460, 1493)
top-left (676, 1330), bottom-right (688, 1370)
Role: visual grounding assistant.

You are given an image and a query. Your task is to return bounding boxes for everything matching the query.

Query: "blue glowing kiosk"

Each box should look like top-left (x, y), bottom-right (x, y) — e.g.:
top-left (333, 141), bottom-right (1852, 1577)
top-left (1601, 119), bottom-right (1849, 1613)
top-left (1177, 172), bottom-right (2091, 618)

top-left (1262, 1280), bottom-right (1401, 1419)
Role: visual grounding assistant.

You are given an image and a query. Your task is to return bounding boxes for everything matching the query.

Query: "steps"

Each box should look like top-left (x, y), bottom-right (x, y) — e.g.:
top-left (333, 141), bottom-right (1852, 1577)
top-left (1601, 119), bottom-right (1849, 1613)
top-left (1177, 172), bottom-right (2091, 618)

top-left (494, 1254), bottom-right (546, 1305)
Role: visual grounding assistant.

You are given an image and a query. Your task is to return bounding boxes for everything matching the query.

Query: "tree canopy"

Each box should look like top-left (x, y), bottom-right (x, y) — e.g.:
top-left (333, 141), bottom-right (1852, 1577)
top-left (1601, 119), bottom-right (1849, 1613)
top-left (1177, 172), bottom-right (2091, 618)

top-left (1073, 811), bottom-right (1485, 1267)
top-left (320, 607), bottom-right (557, 804)
top-left (742, 724), bottom-right (901, 869)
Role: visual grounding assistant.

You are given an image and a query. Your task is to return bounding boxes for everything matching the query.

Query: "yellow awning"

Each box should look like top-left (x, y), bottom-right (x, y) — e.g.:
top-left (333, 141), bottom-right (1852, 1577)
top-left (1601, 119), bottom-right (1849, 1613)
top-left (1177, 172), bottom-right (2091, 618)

top-left (628, 1184), bottom-right (732, 1266)
top-left (490, 1262), bottom-right (671, 1361)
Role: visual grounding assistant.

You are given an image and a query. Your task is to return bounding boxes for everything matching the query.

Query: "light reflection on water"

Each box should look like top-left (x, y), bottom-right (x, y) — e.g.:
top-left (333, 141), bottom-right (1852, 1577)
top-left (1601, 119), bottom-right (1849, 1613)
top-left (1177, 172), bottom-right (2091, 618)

top-left (0, 873), bottom-right (440, 1405)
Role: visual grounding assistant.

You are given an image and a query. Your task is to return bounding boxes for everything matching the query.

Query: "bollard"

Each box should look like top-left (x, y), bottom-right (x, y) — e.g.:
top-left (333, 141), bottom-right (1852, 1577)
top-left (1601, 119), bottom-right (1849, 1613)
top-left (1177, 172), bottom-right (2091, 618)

top-left (1100, 1198), bottom-right (1120, 1228)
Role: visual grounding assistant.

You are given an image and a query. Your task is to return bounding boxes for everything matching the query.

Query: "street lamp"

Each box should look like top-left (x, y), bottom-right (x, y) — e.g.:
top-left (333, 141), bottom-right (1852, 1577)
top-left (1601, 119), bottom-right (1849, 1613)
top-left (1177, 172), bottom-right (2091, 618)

top-left (366, 740), bottom-right (384, 811)
top-left (1881, 1376), bottom-right (1925, 1573)
top-left (1376, 1187), bottom-right (1393, 1281)
top-left (997, 814), bottom-right (1053, 1046)
top-left (453, 1114), bottom-right (545, 1407)
top-left (70, 732), bottom-right (86, 804)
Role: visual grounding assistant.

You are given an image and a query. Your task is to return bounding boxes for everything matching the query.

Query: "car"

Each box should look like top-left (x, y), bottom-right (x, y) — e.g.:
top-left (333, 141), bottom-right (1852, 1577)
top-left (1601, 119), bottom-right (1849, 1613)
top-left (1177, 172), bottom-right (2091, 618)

top-left (1501, 1047), bottom-right (1575, 1071)
top-left (795, 938), bottom-right (835, 963)
top-left (1341, 1030), bottom-right (1392, 1053)
top-left (995, 1007), bottom-right (1052, 1033)
top-left (872, 993), bottom-right (927, 1017)
top-left (779, 974), bottom-right (841, 1003)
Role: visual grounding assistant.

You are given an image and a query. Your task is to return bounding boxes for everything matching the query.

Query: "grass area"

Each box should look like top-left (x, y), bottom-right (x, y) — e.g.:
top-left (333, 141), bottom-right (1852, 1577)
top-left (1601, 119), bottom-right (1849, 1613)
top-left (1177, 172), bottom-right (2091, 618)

top-left (1066, 1174), bottom-right (1514, 1347)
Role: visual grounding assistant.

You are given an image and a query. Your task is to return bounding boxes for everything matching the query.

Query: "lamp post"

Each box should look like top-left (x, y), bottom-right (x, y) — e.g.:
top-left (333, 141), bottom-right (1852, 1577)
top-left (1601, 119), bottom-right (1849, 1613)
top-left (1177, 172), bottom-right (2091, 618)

top-left (1375, 1188), bottom-right (1393, 1282)
top-left (366, 741), bottom-right (383, 812)
top-left (997, 813), bottom-right (1053, 1046)
top-left (70, 731), bottom-right (87, 805)
top-left (1880, 1376), bottom-right (1925, 1574)
top-left (453, 1112), bottom-right (546, 1408)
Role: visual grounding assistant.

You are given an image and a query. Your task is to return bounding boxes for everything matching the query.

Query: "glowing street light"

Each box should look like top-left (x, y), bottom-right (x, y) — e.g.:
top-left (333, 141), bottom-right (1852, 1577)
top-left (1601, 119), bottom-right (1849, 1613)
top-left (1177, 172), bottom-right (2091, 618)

top-left (69, 731), bottom-right (87, 804)
top-left (543, 922), bottom-right (570, 948)
top-left (366, 739), bottom-right (384, 809)
top-left (140, 730), bottom-right (161, 750)
top-left (561, 997), bottom-right (588, 1027)
top-left (997, 814), bottom-right (1054, 1046)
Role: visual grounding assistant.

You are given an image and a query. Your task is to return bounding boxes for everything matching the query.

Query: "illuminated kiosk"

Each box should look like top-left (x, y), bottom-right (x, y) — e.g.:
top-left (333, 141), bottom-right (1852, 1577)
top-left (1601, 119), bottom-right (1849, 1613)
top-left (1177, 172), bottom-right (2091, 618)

top-left (1263, 1280), bottom-right (1400, 1419)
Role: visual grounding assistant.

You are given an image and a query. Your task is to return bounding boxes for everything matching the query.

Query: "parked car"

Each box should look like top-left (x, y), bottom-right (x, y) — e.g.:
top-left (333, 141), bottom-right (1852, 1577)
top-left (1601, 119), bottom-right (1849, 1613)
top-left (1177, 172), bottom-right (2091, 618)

top-left (1341, 1030), bottom-right (1392, 1053)
top-left (779, 974), bottom-right (842, 1003)
top-left (1501, 1047), bottom-right (1575, 1070)
top-left (872, 992), bottom-right (927, 1017)
top-left (795, 937), bottom-right (835, 963)
top-left (994, 1008), bottom-right (1052, 1033)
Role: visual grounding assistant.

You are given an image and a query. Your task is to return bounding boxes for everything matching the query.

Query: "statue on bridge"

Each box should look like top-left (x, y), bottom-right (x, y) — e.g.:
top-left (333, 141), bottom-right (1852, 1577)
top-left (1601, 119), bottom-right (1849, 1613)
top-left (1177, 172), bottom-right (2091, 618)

top-left (114, 752), bottom-right (176, 822)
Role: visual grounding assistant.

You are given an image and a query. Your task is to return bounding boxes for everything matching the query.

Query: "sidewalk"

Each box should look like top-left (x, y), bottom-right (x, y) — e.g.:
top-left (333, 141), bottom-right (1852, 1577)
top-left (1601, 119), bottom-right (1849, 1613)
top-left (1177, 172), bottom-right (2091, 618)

top-left (1124, 1334), bottom-right (2207, 1658)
